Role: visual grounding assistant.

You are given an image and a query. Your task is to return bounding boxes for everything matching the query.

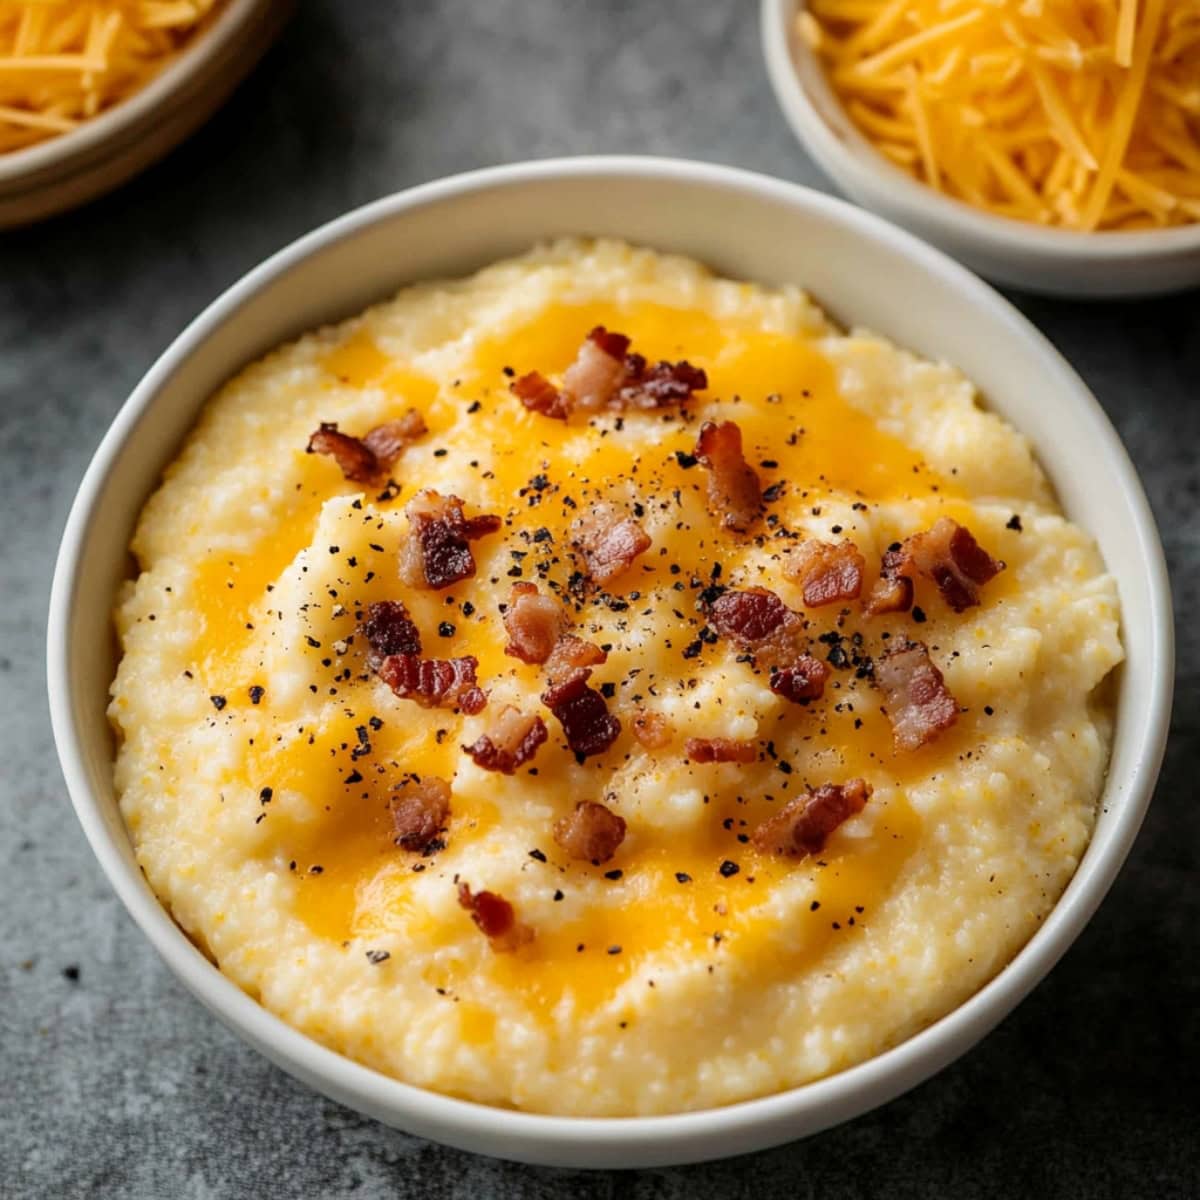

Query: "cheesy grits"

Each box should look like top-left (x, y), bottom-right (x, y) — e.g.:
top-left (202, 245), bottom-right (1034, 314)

top-left (109, 240), bottom-right (1122, 1116)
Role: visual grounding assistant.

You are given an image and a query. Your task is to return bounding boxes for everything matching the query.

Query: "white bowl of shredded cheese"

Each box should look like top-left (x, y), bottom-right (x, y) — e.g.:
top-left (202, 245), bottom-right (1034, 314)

top-left (0, 0), bottom-right (291, 227)
top-left (763, 0), bottom-right (1200, 296)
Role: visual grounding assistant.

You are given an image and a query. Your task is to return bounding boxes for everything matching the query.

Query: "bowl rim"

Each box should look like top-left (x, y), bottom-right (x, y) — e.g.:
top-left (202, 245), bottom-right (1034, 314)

top-left (0, 0), bottom-right (272, 184)
top-left (47, 155), bottom-right (1174, 1166)
top-left (761, 0), bottom-right (1200, 261)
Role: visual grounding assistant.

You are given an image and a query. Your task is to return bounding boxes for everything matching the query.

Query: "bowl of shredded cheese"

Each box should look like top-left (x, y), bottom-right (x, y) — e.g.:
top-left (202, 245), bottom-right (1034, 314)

top-left (0, 0), bottom-right (291, 227)
top-left (763, 0), bottom-right (1200, 295)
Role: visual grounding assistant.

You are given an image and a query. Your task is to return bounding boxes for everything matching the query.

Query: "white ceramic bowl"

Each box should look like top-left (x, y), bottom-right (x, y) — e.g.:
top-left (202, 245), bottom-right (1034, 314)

top-left (0, 0), bottom-right (291, 229)
top-left (762, 0), bottom-right (1200, 297)
top-left (48, 157), bottom-right (1173, 1168)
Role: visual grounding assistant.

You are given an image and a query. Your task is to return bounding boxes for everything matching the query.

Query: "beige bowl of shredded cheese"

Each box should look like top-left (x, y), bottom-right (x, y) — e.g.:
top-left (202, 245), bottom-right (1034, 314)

top-left (0, 0), bottom-right (291, 227)
top-left (763, 0), bottom-right (1200, 295)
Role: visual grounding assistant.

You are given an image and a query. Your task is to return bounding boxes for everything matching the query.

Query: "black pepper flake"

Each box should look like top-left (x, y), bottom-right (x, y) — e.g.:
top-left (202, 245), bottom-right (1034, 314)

top-left (369, 716), bottom-right (383, 730)
top-left (209, 695), bottom-right (227, 711)
top-left (461, 601), bottom-right (476, 617)
top-left (810, 901), bottom-right (821, 911)
top-left (604, 869), bottom-right (623, 881)
top-left (438, 621), bottom-right (456, 638)
top-left (62, 965), bottom-right (80, 983)
top-left (1006, 514), bottom-right (1023, 531)
top-left (259, 787), bottom-right (273, 805)
top-left (674, 450), bottom-right (699, 469)
top-left (912, 606), bottom-right (928, 624)
top-left (305, 636), bottom-right (321, 649)
top-left (248, 686), bottom-right (265, 705)
top-left (607, 945), bottom-right (622, 955)
top-left (718, 860), bottom-right (740, 878)
top-left (984, 705), bottom-right (995, 715)
top-left (529, 848), bottom-right (547, 863)
top-left (681, 639), bottom-right (703, 660)
top-left (676, 872), bottom-right (692, 884)
top-left (467, 400), bottom-right (482, 413)
top-left (344, 769), bottom-right (364, 785)
top-left (553, 889), bottom-right (564, 901)
top-left (365, 950), bottom-right (391, 965)
top-left (600, 681), bottom-right (617, 699)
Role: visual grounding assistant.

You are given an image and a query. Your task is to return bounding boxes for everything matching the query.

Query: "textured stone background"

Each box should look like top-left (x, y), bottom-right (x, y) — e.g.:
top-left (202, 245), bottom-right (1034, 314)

top-left (2, 2), bottom-right (1197, 1195)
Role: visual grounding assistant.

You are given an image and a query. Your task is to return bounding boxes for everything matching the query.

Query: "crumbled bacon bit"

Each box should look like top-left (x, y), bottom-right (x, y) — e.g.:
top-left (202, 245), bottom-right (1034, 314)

top-left (562, 327), bottom-right (632, 410)
top-left (544, 634), bottom-right (607, 685)
top-left (708, 586), bottom-right (806, 666)
top-left (684, 737), bottom-right (757, 764)
top-left (631, 708), bottom-right (673, 750)
top-left (541, 669), bottom-right (621, 758)
top-left (751, 780), bottom-right (872, 857)
top-left (377, 653), bottom-right (487, 714)
top-left (769, 654), bottom-right (830, 704)
top-left (908, 517), bottom-right (1004, 613)
top-left (457, 882), bottom-right (533, 952)
top-left (863, 545), bottom-right (915, 616)
top-left (569, 501), bottom-right (651, 586)
top-left (307, 411), bottom-right (427, 482)
top-left (694, 420), bottom-right (762, 533)
top-left (512, 326), bottom-right (707, 420)
top-left (361, 600), bottom-right (421, 666)
top-left (511, 371), bottom-right (569, 420)
top-left (502, 582), bottom-right (567, 664)
top-left (399, 489), bottom-right (501, 590)
top-left (785, 539), bottom-right (866, 608)
top-left (553, 800), bottom-right (627, 863)
top-left (463, 706), bottom-right (547, 774)
top-left (875, 640), bottom-right (958, 751)
top-left (389, 776), bottom-right (451, 852)
top-left (306, 423), bottom-right (378, 483)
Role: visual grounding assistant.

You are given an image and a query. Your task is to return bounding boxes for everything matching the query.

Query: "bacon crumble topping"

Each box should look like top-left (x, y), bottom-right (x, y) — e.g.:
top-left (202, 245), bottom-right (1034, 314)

top-left (502, 582), bottom-right (568, 664)
top-left (463, 705), bottom-right (548, 774)
top-left (511, 326), bottom-right (707, 420)
top-left (864, 545), bottom-right (916, 616)
top-left (684, 736), bottom-right (757, 764)
top-left (307, 410), bottom-right (427, 482)
top-left (769, 654), bottom-right (831, 704)
top-left (389, 776), bottom-right (451, 853)
top-left (708, 586), bottom-right (807, 667)
top-left (569, 501), bottom-right (651, 586)
top-left (875, 640), bottom-right (958, 751)
top-left (694, 420), bottom-right (762, 533)
top-left (751, 779), bottom-right (872, 857)
top-left (361, 600), bottom-right (422, 667)
top-left (399, 489), bottom-right (502, 590)
top-left (784, 539), bottom-right (866, 608)
top-left (553, 800), bottom-right (627, 863)
top-left (377, 653), bottom-right (487, 714)
top-left (541, 669), bottom-right (621, 759)
top-left (457, 882), bottom-right (533, 952)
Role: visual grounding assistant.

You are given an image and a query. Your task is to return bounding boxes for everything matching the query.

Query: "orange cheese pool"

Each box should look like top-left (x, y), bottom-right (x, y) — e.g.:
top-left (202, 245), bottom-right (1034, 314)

top-left (110, 239), bottom-right (1121, 1115)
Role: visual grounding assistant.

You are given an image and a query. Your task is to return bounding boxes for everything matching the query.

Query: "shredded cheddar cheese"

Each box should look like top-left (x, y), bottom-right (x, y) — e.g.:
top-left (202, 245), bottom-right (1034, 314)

top-left (0, 1), bottom-right (224, 155)
top-left (803, 0), bottom-right (1200, 230)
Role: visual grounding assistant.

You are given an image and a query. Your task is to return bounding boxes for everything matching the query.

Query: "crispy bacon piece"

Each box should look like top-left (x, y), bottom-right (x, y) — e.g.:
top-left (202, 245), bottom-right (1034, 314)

top-left (377, 653), bottom-right (487, 715)
top-left (306, 423), bottom-right (378, 483)
top-left (553, 800), bottom-right (627, 864)
top-left (865, 519), bottom-right (1003, 616)
top-left (544, 634), bottom-right (607, 685)
top-left (562, 327), bottom-right (631, 410)
top-left (785, 539), bottom-right (866, 608)
top-left (541, 669), bottom-right (621, 759)
top-left (908, 517), bottom-right (1004, 613)
top-left (389, 776), bottom-right (451, 852)
top-left (751, 779), bottom-right (872, 857)
top-left (398, 489), bottom-right (502, 590)
top-left (708, 587), bottom-right (806, 666)
top-left (457, 882), bottom-right (533, 952)
top-left (694, 420), bottom-right (762, 533)
top-left (361, 599), bottom-right (421, 667)
top-left (462, 705), bottom-right (547, 774)
top-left (569, 501), bottom-right (651, 586)
top-left (684, 737), bottom-right (757, 764)
top-left (511, 326), bottom-right (707, 420)
top-left (769, 654), bottom-right (830, 704)
top-left (511, 371), bottom-right (569, 420)
top-left (863, 544), bottom-right (915, 616)
top-left (875, 640), bottom-right (958, 751)
top-left (502, 582), bottom-right (567, 664)
top-left (631, 708), bottom-right (673, 750)
top-left (307, 411), bottom-right (427, 482)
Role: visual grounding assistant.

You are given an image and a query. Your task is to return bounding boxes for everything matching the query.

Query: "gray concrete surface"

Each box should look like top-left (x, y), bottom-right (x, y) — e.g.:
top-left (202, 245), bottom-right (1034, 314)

top-left (2, 2), bottom-right (1197, 1196)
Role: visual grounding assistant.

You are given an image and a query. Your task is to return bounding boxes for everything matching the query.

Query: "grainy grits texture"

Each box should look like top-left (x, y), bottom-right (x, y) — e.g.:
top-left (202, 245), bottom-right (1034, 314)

top-left (110, 240), bottom-right (1119, 1116)
top-left (3, 0), bottom-right (1197, 1195)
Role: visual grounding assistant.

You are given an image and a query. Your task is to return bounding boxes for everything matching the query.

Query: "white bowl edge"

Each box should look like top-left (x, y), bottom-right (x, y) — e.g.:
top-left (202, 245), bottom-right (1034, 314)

top-left (47, 156), bottom-right (1174, 1168)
